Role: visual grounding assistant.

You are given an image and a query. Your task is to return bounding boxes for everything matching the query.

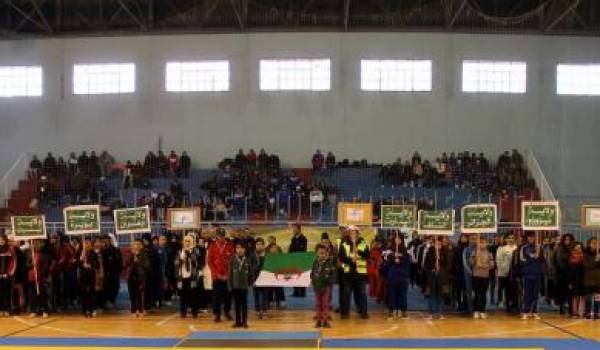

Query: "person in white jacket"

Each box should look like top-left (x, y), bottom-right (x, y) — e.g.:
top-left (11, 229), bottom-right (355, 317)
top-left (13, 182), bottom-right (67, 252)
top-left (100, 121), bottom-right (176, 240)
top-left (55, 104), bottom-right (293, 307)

top-left (496, 234), bottom-right (517, 310)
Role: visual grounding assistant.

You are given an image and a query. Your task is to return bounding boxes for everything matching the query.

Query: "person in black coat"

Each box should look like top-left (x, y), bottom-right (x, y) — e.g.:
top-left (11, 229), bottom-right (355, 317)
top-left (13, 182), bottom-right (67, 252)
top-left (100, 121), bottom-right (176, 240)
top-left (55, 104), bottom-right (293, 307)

top-left (289, 224), bottom-right (308, 297)
top-left (179, 151), bottom-right (191, 178)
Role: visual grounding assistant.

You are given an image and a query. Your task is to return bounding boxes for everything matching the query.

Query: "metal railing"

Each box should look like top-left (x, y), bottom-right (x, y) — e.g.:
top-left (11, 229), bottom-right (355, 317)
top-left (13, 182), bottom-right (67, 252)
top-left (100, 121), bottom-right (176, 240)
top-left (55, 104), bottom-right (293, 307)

top-left (526, 150), bottom-right (555, 201)
top-left (0, 153), bottom-right (30, 207)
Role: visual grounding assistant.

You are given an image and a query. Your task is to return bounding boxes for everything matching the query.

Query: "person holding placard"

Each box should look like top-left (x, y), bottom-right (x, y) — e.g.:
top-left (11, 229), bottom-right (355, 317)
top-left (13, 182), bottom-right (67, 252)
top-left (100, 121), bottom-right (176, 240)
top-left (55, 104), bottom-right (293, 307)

top-left (0, 233), bottom-right (16, 317)
top-left (26, 240), bottom-right (50, 318)
top-left (519, 232), bottom-right (545, 320)
top-left (380, 232), bottom-right (410, 319)
top-left (79, 238), bottom-right (100, 318)
top-left (127, 239), bottom-right (149, 318)
top-left (424, 237), bottom-right (450, 319)
top-left (470, 236), bottom-right (494, 319)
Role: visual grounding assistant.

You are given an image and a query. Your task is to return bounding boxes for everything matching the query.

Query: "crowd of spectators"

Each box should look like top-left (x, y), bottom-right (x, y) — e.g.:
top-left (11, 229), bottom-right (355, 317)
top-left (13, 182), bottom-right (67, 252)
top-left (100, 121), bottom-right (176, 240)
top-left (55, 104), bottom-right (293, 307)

top-left (378, 150), bottom-right (534, 195)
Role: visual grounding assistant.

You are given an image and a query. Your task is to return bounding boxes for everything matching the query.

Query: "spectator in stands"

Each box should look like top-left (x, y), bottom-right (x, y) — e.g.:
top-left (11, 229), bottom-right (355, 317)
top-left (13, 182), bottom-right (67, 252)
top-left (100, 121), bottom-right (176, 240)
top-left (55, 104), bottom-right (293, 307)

top-left (208, 228), bottom-right (234, 323)
top-left (234, 149), bottom-right (247, 170)
top-left (143, 151), bottom-right (158, 178)
top-left (98, 150), bottom-right (115, 178)
top-left (168, 151), bottom-right (179, 177)
top-left (246, 149), bottom-right (257, 169)
top-left (56, 157), bottom-right (67, 178)
top-left (325, 152), bottom-right (336, 174)
top-left (89, 151), bottom-right (100, 178)
top-left (312, 150), bottom-right (325, 171)
top-left (157, 151), bottom-right (169, 177)
top-left (123, 161), bottom-right (134, 189)
top-left (179, 151), bottom-right (191, 178)
top-left (29, 155), bottom-right (42, 176)
top-left (257, 149), bottom-right (269, 170)
top-left (66, 153), bottom-right (78, 175)
top-left (289, 224), bottom-right (308, 297)
top-left (43, 152), bottom-right (57, 176)
top-left (77, 151), bottom-right (89, 176)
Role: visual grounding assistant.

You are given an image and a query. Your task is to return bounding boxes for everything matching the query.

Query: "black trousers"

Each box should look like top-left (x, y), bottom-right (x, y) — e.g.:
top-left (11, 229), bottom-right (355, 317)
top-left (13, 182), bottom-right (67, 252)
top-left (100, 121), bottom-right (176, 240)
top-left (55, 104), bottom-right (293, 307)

top-left (212, 280), bottom-right (231, 317)
top-left (128, 280), bottom-right (145, 313)
top-left (232, 289), bottom-right (248, 325)
top-left (341, 274), bottom-right (368, 316)
top-left (472, 277), bottom-right (488, 313)
top-left (254, 287), bottom-right (268, 312)
top-left (180, 279), bottom-right (198, 317)
top-left (27, 282), bottom-right (48, 315)
top-left (0, 278), bottom-right (12, 313)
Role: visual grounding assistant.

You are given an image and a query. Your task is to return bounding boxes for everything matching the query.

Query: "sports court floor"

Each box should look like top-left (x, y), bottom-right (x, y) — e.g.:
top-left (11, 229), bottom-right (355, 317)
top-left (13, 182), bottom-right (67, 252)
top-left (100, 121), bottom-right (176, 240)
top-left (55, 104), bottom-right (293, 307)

top-left (1, 310), bottom-right (600, 350)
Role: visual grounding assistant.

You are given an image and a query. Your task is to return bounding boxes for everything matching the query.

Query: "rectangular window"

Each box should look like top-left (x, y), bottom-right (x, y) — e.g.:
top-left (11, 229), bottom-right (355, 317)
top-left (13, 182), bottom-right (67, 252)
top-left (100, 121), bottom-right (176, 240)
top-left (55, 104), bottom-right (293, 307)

top-left (557, 64), bottom-right (600, 96)
top-left (73, 63), bottom-right (135, 95)
top-left (0, 66), bottom-right (42, 97)
top-left (259, 59), bottom-right (330, 91)
top-left (462, 60), bottom-right (526, 94)
top-left (166, 61), bottom-right (229, 92)
top-left (361, 59), bottom-right (432, 92)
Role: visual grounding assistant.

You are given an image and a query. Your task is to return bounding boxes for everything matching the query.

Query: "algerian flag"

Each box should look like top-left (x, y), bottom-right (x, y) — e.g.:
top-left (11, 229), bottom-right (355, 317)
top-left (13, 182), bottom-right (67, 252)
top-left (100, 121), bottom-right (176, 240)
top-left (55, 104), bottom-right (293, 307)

top-left (255, 252), bottom-right (316, 287)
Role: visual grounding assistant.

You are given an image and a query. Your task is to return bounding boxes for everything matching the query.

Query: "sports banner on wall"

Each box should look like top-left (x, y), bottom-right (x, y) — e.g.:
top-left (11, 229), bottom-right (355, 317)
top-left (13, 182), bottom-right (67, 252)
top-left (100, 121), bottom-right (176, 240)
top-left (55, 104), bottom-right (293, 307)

top-left (254, 252), bottom-right (316, 287)
top-left (337, 202), bottom-right (373, 226)
top-left (11, 215), bottom-right (47, 241)
top-left (581, 205), bottom-right (600, 229)
top-left (114, 206), bottom-right (151, 235)
top-left (521, 201), bottom-right (560, 231)
top-left (380, 205), bottom-right (417, 229)
top-left (64, 205), bottom-right (101, 235)
top-left (461, 204), bottom-right (497, 234)
top-left (166, 207), bottom-right (201, 231)
top-left (417, 209), bottom-right (454, 236)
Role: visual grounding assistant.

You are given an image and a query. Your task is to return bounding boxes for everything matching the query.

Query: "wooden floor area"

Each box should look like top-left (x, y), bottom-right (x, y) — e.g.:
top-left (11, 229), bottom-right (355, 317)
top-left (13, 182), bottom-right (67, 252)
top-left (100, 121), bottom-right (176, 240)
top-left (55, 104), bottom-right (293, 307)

top-left (1, 310), bottom-right (600, 341)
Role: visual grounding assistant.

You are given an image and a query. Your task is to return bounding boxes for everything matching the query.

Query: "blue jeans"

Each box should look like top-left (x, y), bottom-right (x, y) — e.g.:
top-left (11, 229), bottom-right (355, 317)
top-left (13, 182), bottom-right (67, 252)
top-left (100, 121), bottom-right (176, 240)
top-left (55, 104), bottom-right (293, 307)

top-left (387, 279), bottom-right (409, 312)
top-left (428, 271), bottom-right (443, 315)
top-left (463, 272), bottom-right (473, 313)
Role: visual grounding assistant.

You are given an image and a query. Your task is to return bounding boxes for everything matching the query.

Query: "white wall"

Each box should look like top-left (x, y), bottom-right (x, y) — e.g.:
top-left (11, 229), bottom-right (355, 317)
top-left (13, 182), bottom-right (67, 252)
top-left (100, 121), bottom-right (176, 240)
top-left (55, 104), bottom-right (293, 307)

top-left (0, 32), bottom-right (599, 198)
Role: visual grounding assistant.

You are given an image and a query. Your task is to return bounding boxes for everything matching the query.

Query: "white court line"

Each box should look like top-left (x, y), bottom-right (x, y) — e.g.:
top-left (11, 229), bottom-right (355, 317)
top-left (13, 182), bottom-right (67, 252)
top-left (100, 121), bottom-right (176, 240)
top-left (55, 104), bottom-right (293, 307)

top-left (13, 315), bottom-right (147, 338)
top-left (155, 313), bottom-right (179, 326)
top-left (439, 319), bottom-right (584, 339)
top-left (189, 324), bottom-right (198, 332)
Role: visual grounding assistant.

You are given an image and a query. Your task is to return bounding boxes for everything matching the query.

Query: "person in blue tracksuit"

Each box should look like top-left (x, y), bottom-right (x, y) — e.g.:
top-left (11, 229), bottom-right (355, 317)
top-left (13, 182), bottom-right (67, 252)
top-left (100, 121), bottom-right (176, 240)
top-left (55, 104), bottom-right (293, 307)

top-left (461, 235), bottom-right (477, 314)
top-left (381, 232), bottom-right (411, 319)
top-left (519, 232), bottom-right (545, 320)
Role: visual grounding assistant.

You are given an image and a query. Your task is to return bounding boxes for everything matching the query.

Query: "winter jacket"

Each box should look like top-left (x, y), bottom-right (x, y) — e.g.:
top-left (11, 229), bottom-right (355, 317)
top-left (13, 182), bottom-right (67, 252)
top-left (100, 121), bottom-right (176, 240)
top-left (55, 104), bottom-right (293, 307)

top-left (380, 250), bottom-right (410, 283)
top-left (289, 234), bottom-right (308, 253)
top-left (311, 258), bottom-right (336, 292)
top-left (127, 252), bottom-right (149, 285)
top-left (227, 255), bottom-right (255, 290)
top-left (583, 249), bottom-right (600, 293)
top-left (496, 244), bottom-right (516, 278)
top-left (207, 238), bottom-right (234, 281)
top-left (0, 245), bottom-right (16, 278)
top-left (470, 248), bottom-right (494, 278)
top-left (519, 243), bottom-right (545, 279)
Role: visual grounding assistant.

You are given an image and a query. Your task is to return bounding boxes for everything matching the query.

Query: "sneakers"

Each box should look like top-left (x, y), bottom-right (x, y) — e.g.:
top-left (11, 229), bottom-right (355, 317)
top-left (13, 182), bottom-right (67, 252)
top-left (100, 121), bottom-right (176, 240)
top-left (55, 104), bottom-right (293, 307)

top-left (480, 313), bottom-right (487, 319)
top-left (401, 311), bottom-right (409, 319)
top-left (521, 313), bottom-right (528, 320)
top-left (532, 313), bottom-right (541, 320)
top-left (42, 313), bottom-right (49, 319)
top-left (473, 312), bottom-right (480, 319)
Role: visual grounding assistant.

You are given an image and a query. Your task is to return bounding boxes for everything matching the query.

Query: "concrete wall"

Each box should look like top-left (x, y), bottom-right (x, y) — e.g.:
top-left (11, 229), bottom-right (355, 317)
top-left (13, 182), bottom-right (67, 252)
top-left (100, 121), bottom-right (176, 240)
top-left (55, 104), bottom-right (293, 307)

top-left (0, 32), bottom-right (599, 198)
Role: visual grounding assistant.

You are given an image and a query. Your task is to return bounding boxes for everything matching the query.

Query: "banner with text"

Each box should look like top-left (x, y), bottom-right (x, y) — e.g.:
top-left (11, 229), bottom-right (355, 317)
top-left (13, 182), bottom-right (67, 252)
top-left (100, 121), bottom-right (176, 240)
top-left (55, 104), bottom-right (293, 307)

top-left (114, 206), bottom-right (151, 235)
top-left (11, 215), bottom-right (47, 241)
top-left (418, 209), bottom-right (454, 236)
top-left (461, 204), bottom-right (497, 234)
top-left (380, 205), bottom-right (417, 229)
top-left (64, 205), bottom-right (101, 235)
top-left (521, 201), bottom-right (560, 231)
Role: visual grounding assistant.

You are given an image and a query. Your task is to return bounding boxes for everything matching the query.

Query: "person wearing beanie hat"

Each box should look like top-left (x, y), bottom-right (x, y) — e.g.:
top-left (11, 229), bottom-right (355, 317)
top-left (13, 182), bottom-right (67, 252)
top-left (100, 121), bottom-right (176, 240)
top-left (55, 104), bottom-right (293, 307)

top-left (208, 227), bottom-right (234, 322)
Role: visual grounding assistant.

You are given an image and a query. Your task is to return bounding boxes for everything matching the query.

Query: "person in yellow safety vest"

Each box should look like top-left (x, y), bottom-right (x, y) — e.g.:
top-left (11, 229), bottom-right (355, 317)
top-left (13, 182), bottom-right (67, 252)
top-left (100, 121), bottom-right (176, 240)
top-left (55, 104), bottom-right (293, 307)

top-left (338, 226), bottom-right (370, 319)
top-left (333, 225), bottom-right (349, 313)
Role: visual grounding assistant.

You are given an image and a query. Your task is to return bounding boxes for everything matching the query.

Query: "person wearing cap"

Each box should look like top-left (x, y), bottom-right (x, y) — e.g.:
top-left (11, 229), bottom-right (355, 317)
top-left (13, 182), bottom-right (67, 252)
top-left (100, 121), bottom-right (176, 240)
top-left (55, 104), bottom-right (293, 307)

top-left (338, 226), bottom-right (370, 319)
top-left (289, 224), bottom-right (308, 297)
top-left (207, 227), bottom-right (234, 322)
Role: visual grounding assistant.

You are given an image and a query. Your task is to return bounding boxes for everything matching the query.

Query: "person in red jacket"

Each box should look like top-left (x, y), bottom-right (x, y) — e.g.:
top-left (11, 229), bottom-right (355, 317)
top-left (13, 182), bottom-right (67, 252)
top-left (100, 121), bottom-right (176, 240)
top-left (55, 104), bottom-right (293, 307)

top-left (0, 233), bottom-right (16, 316)
top-left (208, 228), bottom-right (234, 322)
top-left (168, 151), bottom-right (179, 177)
top-left (368, 237), bottom-right (384, 303)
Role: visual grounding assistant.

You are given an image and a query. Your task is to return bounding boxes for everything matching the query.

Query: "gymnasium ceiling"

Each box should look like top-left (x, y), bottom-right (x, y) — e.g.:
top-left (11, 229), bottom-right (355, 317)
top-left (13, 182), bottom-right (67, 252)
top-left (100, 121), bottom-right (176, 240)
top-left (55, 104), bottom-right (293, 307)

top-left (1, 0), bottom-right (599, 38)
